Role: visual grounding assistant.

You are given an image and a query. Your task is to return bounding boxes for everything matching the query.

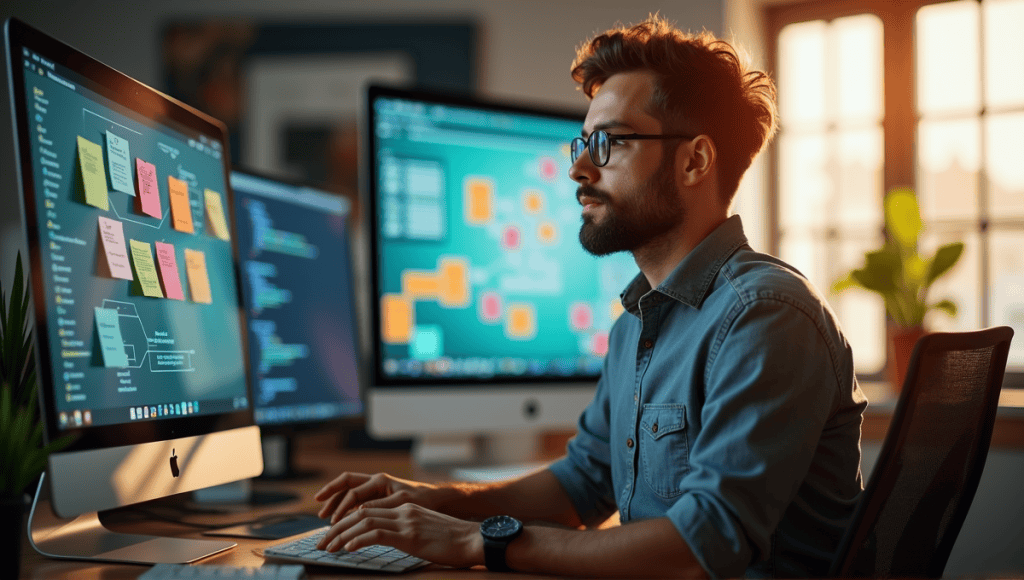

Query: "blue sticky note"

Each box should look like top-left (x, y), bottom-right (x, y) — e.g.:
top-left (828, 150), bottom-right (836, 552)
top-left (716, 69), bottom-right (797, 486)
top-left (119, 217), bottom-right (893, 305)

top-left (94, 307), bottom-right (129, 367)
top-left (105, 130), bottom-right (134, 195)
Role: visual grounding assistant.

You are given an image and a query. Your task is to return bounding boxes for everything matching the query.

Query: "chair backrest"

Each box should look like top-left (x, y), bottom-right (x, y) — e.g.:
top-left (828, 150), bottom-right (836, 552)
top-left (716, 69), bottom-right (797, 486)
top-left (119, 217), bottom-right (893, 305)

top-left (830, 326), bottom-right (1014, 578)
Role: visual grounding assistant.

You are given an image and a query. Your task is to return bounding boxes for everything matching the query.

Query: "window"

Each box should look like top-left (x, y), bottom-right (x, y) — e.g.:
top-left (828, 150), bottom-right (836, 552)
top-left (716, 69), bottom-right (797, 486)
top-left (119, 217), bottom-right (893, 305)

top-left (766, 0), bottom-right (1024, 380)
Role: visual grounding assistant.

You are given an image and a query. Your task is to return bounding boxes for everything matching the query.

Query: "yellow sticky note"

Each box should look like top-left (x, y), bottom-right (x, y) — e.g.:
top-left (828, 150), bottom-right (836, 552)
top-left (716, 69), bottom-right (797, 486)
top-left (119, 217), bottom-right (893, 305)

top-left (184, 248), bottom-right (212, 304)
top-left (129, 240), bottom-right (164, 298)
top-left (77, 136), bottom-right (108, 210)
top-left (204, 189), bottom-right (230, 241)
top-left (168, 176), bottom-right (194, 233)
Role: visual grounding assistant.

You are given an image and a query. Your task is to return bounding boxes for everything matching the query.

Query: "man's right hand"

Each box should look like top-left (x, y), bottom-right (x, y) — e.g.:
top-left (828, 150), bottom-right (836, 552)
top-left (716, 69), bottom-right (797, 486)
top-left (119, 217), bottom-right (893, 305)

top-left (315, 472), bottom-right (460, 524)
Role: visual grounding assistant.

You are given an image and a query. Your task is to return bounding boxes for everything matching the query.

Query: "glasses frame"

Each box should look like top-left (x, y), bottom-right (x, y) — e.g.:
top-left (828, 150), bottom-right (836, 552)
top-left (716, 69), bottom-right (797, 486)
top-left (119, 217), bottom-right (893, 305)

top-left (570, 130), bottom-right (698, 167)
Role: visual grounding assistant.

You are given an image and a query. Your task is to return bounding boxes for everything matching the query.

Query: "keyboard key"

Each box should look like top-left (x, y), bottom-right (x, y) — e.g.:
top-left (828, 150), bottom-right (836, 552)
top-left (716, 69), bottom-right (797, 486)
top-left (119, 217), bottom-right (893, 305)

top-left (263, 527), bottom-right (428, 573)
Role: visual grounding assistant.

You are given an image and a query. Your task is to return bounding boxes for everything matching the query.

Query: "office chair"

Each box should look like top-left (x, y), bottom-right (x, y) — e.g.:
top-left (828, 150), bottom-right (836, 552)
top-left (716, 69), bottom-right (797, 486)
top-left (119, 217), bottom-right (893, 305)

top-left (830, 326), bottom-right (1014, 578)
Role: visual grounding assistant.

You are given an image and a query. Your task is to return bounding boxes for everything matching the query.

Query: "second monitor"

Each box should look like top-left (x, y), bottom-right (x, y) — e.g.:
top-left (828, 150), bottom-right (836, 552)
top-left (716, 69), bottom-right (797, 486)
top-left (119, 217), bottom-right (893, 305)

top-left (230, 168), bottom-right (363, 478)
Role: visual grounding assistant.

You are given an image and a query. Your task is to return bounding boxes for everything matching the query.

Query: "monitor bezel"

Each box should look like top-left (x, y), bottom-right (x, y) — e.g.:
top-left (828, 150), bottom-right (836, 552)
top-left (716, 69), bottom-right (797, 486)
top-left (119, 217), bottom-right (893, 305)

top-left (229, 165), bottom-right (366, 434)
top-left (365, 83), bottom-right (605, 391)
top-left (5, 17), bottom-right (255, 452)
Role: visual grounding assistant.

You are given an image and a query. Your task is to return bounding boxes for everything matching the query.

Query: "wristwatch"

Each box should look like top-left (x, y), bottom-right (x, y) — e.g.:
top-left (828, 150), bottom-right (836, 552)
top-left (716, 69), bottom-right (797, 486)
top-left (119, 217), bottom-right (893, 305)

top-left (480, 515), bottom-right (523, 572)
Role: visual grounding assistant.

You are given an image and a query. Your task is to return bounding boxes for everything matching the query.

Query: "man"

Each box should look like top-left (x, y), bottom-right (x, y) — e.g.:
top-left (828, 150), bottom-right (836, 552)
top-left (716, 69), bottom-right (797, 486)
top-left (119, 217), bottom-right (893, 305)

top-left (314, 15), bottom-right (867, 578)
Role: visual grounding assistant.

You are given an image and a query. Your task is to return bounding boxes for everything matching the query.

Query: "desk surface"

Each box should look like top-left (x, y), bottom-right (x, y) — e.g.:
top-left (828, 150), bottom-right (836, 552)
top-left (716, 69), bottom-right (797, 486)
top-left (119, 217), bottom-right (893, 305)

top-left (18, 432), bottom-right (563, 580)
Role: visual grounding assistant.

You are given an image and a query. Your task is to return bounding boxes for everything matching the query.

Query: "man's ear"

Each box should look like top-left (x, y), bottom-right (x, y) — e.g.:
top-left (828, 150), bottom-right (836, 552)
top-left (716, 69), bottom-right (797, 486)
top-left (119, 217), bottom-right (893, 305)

top-left (678, 135), bottom-right (716, 187)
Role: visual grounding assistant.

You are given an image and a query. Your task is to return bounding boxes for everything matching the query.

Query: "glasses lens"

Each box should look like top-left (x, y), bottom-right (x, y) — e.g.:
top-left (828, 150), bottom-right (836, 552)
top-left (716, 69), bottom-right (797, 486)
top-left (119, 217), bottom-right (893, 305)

top-left (570, 137), bottom-right (585, 163)
top-left (593, 131), bottom-right (609, 166)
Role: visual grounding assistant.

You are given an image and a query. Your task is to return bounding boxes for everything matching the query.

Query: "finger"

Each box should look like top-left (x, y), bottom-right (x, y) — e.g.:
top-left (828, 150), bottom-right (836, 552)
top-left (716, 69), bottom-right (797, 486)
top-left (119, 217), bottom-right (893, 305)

top-left (318, 475), bottom-right (379, 520)
top-left (319, 510), bottom-right (401, 552)
top-left (314, 472), bottom-right (370, 501)
top-left (336, 528), bottom-right (404, 554)
top-left (330, 477), bottom-right (391, 523)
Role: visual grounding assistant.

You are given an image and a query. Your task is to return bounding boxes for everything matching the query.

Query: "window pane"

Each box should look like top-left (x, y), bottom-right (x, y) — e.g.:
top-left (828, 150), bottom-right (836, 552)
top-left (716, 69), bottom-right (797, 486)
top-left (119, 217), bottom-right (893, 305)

top-left (917, 118), bottom-right (980, 222)
top-left (921, 229), bottom-right (981, 333)
top-left (835, 14), bottom-right (884, 123)
top-left (990, 229), bottom-right (1024, 370)
top-left (986, 112), bottom-right (1024, 218)
top-left (916, 1), bottom-right (981, 115)
top-left (984, 0), bottom-right (1024, 109)
top-left (780, 233), bottom-right (828, 295)
top-left (779, 132), bottom-right (830, 229)
top-left (837, 127), bottom-right (884, 228)
top-left (778, 20), bottom-right (827, 127)
top-left (837, 236), bottom-right (886, 374)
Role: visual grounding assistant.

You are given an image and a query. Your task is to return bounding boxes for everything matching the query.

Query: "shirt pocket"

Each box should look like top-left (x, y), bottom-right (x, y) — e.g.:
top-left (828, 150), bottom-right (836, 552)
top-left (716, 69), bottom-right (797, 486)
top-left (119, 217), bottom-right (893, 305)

top-left (639, 403), bottom-right (689, 499)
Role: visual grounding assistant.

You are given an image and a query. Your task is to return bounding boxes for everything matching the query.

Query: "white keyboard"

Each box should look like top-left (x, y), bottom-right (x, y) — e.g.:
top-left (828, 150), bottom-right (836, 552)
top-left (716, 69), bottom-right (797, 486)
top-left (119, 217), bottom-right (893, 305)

top-left (263, 526), bottom-right (429, 573)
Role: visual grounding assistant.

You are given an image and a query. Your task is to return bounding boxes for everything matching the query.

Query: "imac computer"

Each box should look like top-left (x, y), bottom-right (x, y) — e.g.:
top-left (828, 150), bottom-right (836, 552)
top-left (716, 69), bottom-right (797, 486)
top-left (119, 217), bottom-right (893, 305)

top-left (365, 85), bottom-right (638, 468)
top-left (230, 167), bottom-right (363, 480)
top-left (6, 18), bottom-right (263, 564)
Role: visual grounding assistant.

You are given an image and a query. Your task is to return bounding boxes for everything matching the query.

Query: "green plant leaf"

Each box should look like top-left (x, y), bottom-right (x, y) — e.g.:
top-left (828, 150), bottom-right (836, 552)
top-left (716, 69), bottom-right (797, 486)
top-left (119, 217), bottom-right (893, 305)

top-left (926, 242), bottom-right (965, 287)
top-left (885, 188), bottom-right (922, 249)
top-left (931, 299), bottom-right (958, 317)
top-left (851, 249), bottom-right (901, 294)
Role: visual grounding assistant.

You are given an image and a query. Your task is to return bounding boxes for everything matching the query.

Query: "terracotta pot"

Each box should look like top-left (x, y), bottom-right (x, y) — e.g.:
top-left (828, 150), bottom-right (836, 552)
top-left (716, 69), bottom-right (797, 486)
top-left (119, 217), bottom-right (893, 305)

top-left (888, 325), bottom-right (927, 393)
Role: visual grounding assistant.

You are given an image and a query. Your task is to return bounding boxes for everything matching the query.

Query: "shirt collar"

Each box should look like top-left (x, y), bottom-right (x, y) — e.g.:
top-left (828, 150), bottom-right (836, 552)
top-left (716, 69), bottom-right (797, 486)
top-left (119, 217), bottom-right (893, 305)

top-left (620, 214), bottom-right (748, 315)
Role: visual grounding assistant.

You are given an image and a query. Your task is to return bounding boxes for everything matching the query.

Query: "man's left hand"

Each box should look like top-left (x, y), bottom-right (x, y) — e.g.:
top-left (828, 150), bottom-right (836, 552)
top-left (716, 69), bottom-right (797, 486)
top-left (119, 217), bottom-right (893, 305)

top-left (316, 503), bottom-right (484, 568)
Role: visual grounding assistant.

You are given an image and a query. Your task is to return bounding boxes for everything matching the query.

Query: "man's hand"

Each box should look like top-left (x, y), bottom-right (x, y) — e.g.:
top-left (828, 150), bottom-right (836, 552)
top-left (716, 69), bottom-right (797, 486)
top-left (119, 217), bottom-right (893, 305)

top-left (315, 503), bottom-right (483, 568)
top-left (315, 472), bottom-right (459, 524)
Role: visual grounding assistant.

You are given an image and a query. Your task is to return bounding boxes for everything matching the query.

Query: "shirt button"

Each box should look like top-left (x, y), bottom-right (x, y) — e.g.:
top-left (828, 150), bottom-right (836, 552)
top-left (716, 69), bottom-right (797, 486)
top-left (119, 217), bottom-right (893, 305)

top-left (644, 339), bottom-right (654, 349)
top-left (626, 438), bottom-right (634, 449)
top-left (652, 423), bottom-right (659, 433)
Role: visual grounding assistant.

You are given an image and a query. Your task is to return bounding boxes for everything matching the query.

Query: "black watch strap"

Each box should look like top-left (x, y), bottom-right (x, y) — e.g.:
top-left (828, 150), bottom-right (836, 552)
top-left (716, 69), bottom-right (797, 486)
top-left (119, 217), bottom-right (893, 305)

top-left (483, 536), bottom-right (514, 572)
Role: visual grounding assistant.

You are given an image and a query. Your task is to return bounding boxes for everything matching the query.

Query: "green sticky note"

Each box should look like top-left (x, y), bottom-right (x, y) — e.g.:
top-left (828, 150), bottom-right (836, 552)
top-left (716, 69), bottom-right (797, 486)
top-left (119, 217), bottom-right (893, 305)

top-left (77, 135), bottom-right (108, 210)
top-left (94, 307), bottom-right (129, 368)
top-left (129, 239), bottom-right (164, 298)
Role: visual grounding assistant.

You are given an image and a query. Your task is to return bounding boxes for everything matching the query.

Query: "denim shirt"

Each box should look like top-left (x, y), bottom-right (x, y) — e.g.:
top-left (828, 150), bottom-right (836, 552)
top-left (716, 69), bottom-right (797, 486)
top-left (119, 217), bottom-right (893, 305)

top-left (549, 215), bottom-right (868, 578)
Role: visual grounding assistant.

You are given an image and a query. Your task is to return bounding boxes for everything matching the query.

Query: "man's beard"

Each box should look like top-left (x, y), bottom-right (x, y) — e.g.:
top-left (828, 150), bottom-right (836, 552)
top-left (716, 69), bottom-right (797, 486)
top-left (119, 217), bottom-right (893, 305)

top-left (578, 158), bottom-right (685, 256)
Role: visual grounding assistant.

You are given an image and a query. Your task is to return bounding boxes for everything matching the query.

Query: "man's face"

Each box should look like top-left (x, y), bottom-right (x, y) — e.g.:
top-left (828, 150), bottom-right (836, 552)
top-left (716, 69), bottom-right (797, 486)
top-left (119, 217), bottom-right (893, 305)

top-left (571, 71), bottom-right (685, 256)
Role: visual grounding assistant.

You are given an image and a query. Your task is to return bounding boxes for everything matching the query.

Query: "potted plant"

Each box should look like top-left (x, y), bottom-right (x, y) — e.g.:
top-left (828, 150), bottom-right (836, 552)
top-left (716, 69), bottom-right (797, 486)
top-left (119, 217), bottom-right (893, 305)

top-left (832, 188), bottom-right (965, 391)
top-left (1, 253), bottom-right (73, 577)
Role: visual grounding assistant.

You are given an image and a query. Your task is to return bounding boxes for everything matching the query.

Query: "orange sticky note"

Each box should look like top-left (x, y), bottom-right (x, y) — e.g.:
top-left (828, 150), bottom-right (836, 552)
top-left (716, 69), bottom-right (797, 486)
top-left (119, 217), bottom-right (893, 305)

top-left (136, 159), bottom-right (161, 218)
top-left (184, 248), bottom-right (212, 304)
top-left (168, 176), bottom-right (193, 233)
top-left (204, 189), bottom-right (230, 241)
top-left (154, 242), bottom-right (185, 301)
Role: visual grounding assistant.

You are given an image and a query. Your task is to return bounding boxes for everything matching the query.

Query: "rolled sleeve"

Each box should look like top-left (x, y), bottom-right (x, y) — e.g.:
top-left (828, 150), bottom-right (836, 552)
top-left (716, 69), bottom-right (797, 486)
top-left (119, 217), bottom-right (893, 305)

top-left (667, 296), bottom-right (841, 578)
top-left (548, 373), bottom-right (618, 527)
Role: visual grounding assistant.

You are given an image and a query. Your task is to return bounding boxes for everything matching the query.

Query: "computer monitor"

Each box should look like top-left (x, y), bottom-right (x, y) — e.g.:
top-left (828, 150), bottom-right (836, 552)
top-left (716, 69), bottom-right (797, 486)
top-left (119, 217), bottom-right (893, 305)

top-left (6, 18), bottom-right (262, 564)
top-left (230, 167), bottom-right (363, 478)
top-left (365, 85), bottom-right (638, 468)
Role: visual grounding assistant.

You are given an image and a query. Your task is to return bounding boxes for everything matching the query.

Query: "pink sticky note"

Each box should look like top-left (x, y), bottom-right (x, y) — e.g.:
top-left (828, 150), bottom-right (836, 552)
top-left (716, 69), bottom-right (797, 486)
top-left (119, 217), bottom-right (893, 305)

top-left (154, 242), bottom-right (185, 301)
top-left (136, 158), bottom-right (162, 218)
top-left (97, 216), bottom-right (134, 280)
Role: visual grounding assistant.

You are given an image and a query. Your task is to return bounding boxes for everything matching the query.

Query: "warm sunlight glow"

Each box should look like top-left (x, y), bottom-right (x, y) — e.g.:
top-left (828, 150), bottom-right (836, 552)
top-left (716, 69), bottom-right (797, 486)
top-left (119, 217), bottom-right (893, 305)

top-left (917, 119), bottom-right (981, 222)
top-left (984, 0), bottom-right (1024, 109)
top-left (916, 1), bottom-right (981, 115)
top-left (986, 113), bottom-right (1024, 217)
top-left (778, 20), bottom-right (827, 127)
top-left (990, 231), bottom-right (1024, 369)
top-left (835, 14), bottom-right (884, 123)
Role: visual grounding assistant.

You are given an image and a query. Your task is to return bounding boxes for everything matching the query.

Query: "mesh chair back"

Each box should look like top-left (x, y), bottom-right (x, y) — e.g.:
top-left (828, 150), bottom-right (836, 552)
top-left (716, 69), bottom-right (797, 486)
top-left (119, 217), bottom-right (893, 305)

top-left (830, 326), bottom-right (1013, 578)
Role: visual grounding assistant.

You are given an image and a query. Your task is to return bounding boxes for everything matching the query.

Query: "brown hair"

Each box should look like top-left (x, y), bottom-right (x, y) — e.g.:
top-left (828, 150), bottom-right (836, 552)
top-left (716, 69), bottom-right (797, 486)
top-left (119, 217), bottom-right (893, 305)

top-left (572, 15), bottom-right (778, 201)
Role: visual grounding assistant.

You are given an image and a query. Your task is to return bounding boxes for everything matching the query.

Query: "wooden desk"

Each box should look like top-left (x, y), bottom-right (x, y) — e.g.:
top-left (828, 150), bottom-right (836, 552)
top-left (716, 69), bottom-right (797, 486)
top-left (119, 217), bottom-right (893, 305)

top-left (18, 432), bottom-right (564, 579)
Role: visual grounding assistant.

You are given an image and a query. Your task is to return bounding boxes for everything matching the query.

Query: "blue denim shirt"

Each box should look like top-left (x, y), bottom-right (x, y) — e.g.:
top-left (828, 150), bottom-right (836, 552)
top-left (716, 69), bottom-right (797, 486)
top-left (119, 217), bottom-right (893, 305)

top-left (549, 215), bottom-right (867, 578)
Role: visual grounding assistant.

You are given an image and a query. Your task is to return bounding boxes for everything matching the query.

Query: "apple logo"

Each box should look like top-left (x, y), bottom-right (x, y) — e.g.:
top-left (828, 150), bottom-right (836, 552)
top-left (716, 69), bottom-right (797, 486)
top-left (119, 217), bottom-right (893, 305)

top-left (169, 448), bottom-right (179, 478)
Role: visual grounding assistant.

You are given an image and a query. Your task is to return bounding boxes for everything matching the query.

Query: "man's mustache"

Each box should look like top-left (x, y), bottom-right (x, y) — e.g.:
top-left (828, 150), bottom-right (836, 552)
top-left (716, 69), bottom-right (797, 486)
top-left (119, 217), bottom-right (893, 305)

top-left (577, 185), bottom-right (610, 204)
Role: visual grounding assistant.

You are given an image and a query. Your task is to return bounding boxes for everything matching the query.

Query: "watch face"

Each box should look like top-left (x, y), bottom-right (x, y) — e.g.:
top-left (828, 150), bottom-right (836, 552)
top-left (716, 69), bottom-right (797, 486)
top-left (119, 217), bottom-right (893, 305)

top-left (481, 515), bottom-right (522, 539)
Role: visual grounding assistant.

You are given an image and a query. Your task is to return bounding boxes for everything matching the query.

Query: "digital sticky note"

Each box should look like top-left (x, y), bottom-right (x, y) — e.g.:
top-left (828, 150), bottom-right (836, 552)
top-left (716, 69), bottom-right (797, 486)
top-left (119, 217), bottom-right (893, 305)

top-left (129, 240), bottom-right (164, 298)
top-left (94, 307), bottom-right (129, 368)
top-left (105, 130), bottom-right (133, 195)
top-left (154, 242), bottom-right (185, 301)
top-left (77, 136), bottom-right (108, 210)
top-left (97, 216), bottom-right (133, 280)
top-left (168, 176), bottom-right (194, 233)
top-left (184, 248), bottom-right (212, 304)
top-left (204, 189), bottom-right (230, 241)
top-left (136, 158), bottom-right (161, 218)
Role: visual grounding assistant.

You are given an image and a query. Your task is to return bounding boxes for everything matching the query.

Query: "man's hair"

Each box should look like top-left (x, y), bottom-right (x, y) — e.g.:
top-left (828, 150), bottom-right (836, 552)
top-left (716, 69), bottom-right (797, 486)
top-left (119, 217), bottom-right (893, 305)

top-left (572, 15), bottom-right (778, 202)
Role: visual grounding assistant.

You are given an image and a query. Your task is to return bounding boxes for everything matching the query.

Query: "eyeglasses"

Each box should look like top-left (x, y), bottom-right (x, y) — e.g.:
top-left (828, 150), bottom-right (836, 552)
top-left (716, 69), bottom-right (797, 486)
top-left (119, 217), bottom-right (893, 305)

top-left (570, 130), bottom-right (697, 167)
